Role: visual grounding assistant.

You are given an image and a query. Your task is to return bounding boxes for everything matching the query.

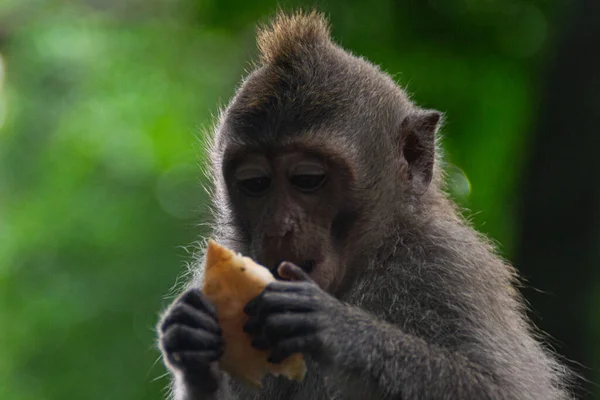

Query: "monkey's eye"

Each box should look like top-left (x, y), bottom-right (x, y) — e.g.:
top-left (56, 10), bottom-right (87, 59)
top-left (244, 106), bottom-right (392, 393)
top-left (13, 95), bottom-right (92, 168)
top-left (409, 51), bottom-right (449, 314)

top-left (291, 174), bottom-right (326, 192)
top-left (289, 162), bottom-right (327, 193)
top-left (239, 177), bottom-right (270, 195)
top-left (235, 166), bottom-right (271, 196)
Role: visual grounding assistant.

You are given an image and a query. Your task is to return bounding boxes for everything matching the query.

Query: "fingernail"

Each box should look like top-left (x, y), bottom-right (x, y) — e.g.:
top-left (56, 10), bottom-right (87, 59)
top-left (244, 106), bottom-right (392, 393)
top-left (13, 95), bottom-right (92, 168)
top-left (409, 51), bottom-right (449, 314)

top-left (278, 262), bottom-right (292, 272)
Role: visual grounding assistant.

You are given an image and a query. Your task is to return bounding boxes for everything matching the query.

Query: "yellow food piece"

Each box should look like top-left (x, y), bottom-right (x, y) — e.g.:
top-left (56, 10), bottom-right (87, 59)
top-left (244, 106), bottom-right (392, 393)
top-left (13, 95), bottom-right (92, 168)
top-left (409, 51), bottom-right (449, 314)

top-left (202, 240), bottom-right (307, 388)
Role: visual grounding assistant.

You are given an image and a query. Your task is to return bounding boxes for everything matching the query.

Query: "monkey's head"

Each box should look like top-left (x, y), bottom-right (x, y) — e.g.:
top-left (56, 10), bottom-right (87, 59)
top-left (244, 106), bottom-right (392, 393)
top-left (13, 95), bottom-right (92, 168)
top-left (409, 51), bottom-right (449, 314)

top-left (210, 11), bottom-right (442, 292)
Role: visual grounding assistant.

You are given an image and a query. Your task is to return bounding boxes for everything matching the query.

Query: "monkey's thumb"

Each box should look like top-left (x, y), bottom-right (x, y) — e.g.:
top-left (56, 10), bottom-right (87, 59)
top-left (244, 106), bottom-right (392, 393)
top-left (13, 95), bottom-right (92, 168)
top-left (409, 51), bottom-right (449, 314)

top-left (278, 262), bottom-right (311, 282)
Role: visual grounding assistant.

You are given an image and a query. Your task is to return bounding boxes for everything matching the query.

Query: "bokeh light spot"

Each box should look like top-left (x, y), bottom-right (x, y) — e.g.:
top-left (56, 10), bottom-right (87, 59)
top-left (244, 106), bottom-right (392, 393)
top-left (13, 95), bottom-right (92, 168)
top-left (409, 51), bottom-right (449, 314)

top-left (496, 2), bottom-right (547, 58)
top-left (155, 163), bottom-right (208, 220)
top-left (447, 165), bottom-right (472, 200)
top-left (100, 127), bottom-right (156, 183)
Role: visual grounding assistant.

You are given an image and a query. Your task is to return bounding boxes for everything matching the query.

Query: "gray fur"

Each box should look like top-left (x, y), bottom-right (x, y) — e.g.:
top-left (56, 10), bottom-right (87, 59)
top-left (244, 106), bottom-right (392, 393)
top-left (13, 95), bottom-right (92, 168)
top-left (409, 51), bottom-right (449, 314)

top-left (160, 10), bottom-right (573, 400)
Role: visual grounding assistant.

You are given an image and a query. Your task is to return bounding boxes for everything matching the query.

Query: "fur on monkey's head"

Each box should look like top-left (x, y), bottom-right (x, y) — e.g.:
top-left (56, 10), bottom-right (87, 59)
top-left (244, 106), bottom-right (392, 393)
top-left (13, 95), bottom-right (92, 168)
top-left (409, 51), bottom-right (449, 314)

top-left (257, 10), bottom-right (332, 65)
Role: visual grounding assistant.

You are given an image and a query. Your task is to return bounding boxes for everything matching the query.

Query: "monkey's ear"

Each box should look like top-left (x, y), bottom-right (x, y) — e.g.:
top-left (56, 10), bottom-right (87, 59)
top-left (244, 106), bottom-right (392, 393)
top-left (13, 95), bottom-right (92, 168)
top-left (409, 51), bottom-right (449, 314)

top-left (399, 109), bottom-right (442, 191)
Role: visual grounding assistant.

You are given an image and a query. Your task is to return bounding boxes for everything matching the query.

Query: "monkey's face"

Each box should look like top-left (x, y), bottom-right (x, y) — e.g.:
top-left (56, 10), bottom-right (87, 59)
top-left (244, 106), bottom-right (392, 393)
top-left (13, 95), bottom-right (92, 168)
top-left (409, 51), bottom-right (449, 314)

top-left (224, 147), bottom-right (355, 292)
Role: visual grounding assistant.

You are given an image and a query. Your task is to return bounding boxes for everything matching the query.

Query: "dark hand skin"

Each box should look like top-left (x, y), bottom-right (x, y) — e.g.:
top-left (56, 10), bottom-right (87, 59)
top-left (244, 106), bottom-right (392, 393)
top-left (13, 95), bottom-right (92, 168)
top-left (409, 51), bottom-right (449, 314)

top-left (158, 262), bottom-right (340, 398)
top-left (244, 263), bottom-right (510, 400)
top-left (159, 290), bottom-right (224, 395)
top-left (244, 262), bottom-right (345, 365)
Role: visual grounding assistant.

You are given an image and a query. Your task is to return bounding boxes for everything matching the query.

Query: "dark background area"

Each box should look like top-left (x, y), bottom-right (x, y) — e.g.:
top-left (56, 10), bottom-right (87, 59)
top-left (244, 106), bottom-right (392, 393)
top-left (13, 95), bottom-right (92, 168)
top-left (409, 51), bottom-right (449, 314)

top-left (0, 0), bottom-right (598, 399)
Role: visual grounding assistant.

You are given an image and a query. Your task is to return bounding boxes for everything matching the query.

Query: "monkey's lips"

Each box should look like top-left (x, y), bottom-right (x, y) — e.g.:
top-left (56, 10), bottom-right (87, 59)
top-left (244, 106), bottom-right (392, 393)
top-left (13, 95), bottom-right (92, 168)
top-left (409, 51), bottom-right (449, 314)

top-left (296, 259), bottom-right (317, 274)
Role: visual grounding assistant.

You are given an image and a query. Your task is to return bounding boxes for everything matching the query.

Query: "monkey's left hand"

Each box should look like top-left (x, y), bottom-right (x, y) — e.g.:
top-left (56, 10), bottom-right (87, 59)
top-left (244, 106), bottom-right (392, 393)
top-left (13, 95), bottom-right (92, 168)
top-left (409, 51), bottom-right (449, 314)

top-left (243, 261), bottom-right (346, 364)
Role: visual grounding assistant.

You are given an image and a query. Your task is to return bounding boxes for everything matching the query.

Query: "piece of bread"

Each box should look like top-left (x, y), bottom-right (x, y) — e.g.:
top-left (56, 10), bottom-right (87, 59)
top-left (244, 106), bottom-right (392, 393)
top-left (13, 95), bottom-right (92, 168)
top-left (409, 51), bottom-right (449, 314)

top-left (202, 240), bottom-right (307, 388)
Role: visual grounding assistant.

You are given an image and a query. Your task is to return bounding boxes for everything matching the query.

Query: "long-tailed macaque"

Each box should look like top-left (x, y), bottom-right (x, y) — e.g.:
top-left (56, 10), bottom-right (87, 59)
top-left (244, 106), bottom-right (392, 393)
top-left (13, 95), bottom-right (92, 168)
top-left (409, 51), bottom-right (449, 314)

top-left (158, 11), bottom-right (572, 400)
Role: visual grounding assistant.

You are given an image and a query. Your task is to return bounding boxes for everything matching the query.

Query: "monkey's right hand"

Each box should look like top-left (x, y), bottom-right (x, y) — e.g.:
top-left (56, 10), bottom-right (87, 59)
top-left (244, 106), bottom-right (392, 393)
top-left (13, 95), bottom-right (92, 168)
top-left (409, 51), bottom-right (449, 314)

top-left (159, 288), bottom-right (224, 393)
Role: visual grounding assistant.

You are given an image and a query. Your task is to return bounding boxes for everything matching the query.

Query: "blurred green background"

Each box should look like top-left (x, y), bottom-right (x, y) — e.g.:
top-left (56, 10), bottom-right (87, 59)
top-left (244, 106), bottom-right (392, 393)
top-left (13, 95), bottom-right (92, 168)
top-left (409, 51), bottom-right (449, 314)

top-left (1, 0), bottom-right (598, 399)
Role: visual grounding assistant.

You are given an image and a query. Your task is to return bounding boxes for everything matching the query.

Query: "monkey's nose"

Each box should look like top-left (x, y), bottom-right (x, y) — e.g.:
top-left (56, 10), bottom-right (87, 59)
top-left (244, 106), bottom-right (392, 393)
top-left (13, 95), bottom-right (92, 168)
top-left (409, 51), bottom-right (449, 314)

top-left (264, 228), bottom-right (294, 240)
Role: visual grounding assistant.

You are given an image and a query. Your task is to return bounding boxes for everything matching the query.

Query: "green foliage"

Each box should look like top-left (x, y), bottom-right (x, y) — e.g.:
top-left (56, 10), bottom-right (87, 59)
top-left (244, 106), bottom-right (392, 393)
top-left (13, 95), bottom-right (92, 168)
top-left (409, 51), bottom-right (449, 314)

top-left (0, 1), bottom-right (586, 399)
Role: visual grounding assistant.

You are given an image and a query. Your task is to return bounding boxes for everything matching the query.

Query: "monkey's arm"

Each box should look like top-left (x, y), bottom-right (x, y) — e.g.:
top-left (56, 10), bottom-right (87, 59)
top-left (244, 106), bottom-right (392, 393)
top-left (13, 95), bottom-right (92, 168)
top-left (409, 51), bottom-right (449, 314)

top-left (244, 263), bottom-right (506, 400)
top-left (314, 306), bottom-right (505, 399)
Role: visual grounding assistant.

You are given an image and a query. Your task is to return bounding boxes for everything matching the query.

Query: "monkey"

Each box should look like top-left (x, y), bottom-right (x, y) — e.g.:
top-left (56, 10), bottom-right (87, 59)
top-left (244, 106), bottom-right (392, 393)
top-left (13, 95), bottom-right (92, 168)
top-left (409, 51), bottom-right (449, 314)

top-left (157, 10), bottom-right (573, 400)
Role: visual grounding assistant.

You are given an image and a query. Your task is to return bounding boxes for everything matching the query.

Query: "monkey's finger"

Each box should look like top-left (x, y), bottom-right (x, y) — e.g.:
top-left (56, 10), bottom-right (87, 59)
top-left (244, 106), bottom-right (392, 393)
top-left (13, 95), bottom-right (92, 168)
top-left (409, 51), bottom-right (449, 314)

top-left (162, 325), bottom-right (222, 352)
top-left (278, 262), bottom-right (312, 282)
top-left (243, 315), bottom-right (261, 334)
top-left (260, 292), bottom-right (316, 313)
top-left (178, 289), bottom-right (219, 320)
top-left (250, 336), bottom-right (270, 350)
top-left (247, 313), bottom-right (318, 354)
top-left (244, 281), bottom-right (313, 317)
top-left (243, 293), bottom-right (263, 316)
top-left (167, 349), bottom-right (223, 369)
top-left (243, 293), bottom-right (315, 333)
top-left (248, 314), bottom-right (316, 349)
top-left (263, 313), bottom-right (317, 341)
top-left (161, 304), bottom-right (221, 334)
top-left (267, 334), bottom-right (319, 364)
top-left (244, 283), bottom-right (315, 318)
top-left (265, 280), bottom-right (312, 294)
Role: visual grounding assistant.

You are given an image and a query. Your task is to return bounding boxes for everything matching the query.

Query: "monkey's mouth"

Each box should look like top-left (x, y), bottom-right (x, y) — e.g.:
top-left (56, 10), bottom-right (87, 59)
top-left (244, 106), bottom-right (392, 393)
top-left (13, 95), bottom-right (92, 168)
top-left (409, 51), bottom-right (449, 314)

top-left (296, 259), bottom-right (316, 274)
